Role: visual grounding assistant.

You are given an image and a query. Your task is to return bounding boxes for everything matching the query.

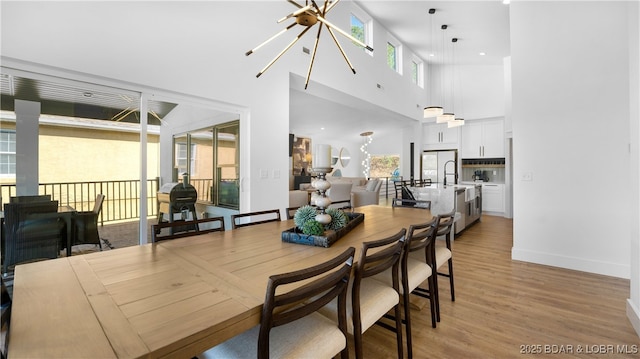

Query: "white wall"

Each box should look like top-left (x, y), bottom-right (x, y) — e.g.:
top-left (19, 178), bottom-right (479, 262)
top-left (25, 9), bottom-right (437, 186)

top-left (510, 2), bottom-right (632, 278)
top-left (628, 0), bottom-right (640, 339)
top-left (429, 64), bottom-right (505, 121)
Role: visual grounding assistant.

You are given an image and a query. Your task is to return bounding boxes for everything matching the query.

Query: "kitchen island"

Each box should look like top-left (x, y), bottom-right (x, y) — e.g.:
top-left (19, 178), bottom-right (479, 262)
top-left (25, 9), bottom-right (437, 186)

top-left (409, 183), bottom-right (482, 234)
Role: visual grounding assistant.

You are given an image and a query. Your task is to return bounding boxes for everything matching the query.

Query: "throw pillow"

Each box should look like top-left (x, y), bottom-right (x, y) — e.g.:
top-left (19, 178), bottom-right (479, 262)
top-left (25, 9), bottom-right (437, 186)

top-left (365, 179), bottom-right (379, 192)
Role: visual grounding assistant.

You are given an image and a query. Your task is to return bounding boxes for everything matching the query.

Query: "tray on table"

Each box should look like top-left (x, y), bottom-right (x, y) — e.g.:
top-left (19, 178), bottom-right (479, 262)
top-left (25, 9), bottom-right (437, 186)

top-left (281, 212), bottom-right (364, 247)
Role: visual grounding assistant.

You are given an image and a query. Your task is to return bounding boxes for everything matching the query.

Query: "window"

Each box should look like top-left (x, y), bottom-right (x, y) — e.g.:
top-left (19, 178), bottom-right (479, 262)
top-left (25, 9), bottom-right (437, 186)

top-left (387, 34), bottom-right (402, 74)
top-left (173, 120), bottom-right (239, 209)
top-left (350, 6), bottom-right (373, 56)
top-left (411, 57), bottom-right (424, 88)
top-left (370, 155), bottom-right (400, 179)
top-left (174, 141), bottom-right (196, 175)
top-left (351, 14), bottom-right (365, 44)
top-left (0, 130), bottom-right (16, 177)
top-left (387, 43), bottom-right (397, 71)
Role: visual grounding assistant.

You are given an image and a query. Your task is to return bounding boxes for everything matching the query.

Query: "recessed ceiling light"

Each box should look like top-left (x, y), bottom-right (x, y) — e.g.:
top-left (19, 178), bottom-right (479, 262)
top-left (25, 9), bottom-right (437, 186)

top-left (503, 0), bottom-right (511, 4)
top-left (479, 52), bottom-right (486, 56)
top-left (429, 53), bottom-right (435, 57)
top-left (320, 127), bottom-right (325, 130)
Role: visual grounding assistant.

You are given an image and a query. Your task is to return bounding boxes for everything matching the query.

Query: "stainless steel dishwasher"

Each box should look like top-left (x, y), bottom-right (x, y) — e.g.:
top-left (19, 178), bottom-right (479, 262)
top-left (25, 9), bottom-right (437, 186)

top-left (455, 188), bottom-right (466, 234)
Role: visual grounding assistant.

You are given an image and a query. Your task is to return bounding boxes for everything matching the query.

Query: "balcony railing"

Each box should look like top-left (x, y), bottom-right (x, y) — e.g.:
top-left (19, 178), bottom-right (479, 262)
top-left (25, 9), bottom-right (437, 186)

top-left (1, 178), bottom-right (161, 225)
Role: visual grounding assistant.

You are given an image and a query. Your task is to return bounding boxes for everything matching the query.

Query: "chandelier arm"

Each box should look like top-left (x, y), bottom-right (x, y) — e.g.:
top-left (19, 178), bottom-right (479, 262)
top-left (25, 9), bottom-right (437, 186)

top-left (277, 4), bottom-right (314, 23)
top-left (305, 23), bottom-right (324, 89)
top-left (323, 0), bottom-right (340, 14)
top-left (326, 26), bottom-right (356, 74)
top-left (312, 13), bottom-right (373, 51)
top-left (246, 22), bottom-right (298, 56)
top-left (256, 26), bottom-right (313, 78)
top-left (114, 108), bottom-right (136, 122)
top-left (111, 106), bottom-right (132, 121)
top-left (287, 0), bottom-right (304, 9)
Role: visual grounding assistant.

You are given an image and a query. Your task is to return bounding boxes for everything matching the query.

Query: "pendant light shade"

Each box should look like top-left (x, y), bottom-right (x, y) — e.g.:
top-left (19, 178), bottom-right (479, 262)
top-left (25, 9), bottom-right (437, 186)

top-left (423, 9), bottom-right (442, 119)
top-left (448, 118), bottom-right (465, 128)
top-left (437, 113), bottom-right (455, 123)
top-left (424, 106), bottom-right (444, 118)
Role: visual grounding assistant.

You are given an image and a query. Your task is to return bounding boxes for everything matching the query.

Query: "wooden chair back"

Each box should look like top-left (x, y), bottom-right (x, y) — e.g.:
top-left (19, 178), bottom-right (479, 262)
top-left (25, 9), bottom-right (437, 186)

top-left (435, 210), bottom-right (456, 239)
top-left (285, 206), bottom-right (299, 220)
top-left (257, 247), bottom-right (355, 358)
top-left (352, 228), bottom-right (406, 359)
top-left (231, 209), bottom-right (281, 229)
top-left (151, 216), bottom-right (225, 242)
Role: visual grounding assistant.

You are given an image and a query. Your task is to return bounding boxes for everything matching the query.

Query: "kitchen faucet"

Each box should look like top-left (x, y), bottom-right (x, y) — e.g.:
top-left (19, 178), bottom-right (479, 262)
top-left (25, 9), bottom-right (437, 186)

top-left (443, 160), bottom-right (457, 186)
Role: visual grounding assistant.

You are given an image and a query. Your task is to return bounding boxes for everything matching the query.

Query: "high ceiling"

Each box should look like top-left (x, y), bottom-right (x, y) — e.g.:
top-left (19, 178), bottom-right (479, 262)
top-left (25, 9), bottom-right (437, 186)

top-left (356, 1), bottom-right (511, 66)
top-left (291, 1), bottom-right (511, 141)
top-left (1, 1), bottom-right (511, 135)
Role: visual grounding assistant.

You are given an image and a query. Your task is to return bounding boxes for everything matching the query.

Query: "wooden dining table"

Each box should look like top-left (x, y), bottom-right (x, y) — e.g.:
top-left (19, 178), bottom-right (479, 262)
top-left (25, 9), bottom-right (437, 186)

top-left (8, 205), bottom-right (434, 359)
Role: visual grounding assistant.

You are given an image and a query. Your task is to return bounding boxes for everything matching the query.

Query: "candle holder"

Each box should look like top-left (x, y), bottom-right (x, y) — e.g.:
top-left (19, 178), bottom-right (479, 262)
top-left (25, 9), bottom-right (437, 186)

top-left (311, 167), bottom-right (333, 224)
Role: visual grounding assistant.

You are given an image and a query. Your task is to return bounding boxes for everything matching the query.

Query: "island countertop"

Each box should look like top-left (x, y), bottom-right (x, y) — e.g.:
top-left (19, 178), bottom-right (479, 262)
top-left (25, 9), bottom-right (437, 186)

top-left (408, 183), bottom-right (481, 216)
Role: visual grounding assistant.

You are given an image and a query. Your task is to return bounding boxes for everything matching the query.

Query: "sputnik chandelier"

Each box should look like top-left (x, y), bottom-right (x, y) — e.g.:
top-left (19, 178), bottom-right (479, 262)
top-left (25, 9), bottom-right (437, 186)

top-left (246, 0), bottom-right (374, 89)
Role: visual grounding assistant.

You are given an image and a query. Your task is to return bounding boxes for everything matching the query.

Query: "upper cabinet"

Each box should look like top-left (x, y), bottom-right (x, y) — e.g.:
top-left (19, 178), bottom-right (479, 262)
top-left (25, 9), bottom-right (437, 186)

top-left (423, 122), bottom-right (460, 150)
top-left (460, 119), bottom-right (504, 158)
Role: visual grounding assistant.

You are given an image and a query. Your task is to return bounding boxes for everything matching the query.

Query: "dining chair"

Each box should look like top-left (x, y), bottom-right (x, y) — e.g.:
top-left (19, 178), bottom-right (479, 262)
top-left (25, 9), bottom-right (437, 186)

top-left (231, 209), bottom-right (281, 229)
top-left (73, 194), bottom-right (105, 250)
top-left (285, 206), bottom-right (300, 220)
top-left (372, 218), bottom-right (440, 358)
top-left (318, 229), bottom-right (406, 359)
top-left (2, 200), bottom-right (65, 274)
top-left (391, 197), bottom-right (431, 209)
top-left (431, 210), bottom-right (456, 321)
top-left (151, 216), bottom-right (225, 242)
top-left (199, 247), bottom-right (356, 359)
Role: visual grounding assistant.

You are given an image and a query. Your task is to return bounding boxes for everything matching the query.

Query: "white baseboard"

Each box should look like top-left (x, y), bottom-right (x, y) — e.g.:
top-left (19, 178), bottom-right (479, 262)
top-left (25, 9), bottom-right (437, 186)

top-left (511, 247), bottom-right (630, 279)
top-left (627, 299), bottom-right (640, 339)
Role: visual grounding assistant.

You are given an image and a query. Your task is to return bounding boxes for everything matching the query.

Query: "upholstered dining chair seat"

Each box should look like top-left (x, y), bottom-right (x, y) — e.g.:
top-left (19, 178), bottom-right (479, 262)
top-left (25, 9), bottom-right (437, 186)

top-left (372, 257), bottom-right (432, 295)
top-left (318, 277), bottom-right (399, 334)
top-left (200, 312), bottom-right (345, 359)
top-left (434, 243), bottom-right (452, 268)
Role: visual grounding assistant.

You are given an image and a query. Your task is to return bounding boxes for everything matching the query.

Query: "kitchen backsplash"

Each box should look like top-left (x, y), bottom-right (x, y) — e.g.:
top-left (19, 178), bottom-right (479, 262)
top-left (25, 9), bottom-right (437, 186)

top-left (461, 167), bottom-right (505, 183)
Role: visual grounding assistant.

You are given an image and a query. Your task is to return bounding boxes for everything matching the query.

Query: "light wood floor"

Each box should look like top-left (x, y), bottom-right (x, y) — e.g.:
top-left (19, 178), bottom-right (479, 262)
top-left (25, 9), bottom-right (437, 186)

top-left (94, 203), bottom-right (640, 357)
top-left (355, 214), bottom-right (640, 358)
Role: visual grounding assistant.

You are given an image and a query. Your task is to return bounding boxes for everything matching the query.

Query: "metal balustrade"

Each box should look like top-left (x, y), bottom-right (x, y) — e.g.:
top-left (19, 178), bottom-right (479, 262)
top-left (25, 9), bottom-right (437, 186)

top-left (1, 178), bottom-right (161, 225)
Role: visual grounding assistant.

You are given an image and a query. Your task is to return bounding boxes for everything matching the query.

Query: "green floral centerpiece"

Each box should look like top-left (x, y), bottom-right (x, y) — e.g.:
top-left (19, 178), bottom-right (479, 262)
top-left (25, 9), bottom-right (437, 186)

top-left (294, 206), bottom-right (348, 235)
top-left (282, 205), bottom-right (364, 247)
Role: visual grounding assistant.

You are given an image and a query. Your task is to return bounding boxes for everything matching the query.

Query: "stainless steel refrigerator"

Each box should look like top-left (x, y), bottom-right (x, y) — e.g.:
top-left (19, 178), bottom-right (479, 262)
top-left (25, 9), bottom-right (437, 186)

top-left (421, 150), bottom-right (458, 184)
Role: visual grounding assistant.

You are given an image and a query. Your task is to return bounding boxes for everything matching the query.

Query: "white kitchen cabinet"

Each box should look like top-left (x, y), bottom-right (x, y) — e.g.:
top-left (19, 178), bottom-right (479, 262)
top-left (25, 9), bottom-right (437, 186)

top-left (461, 119), bottom-right (504, 158)
top-left (423, 122), bottom-right (459, 150)
top-left (481, 183), bottom-right (504, 213)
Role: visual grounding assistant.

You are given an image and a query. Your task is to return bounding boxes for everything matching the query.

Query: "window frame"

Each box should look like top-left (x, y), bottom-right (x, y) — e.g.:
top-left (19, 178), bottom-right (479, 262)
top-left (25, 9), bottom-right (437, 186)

top-left (386, 33), bottom-right (403, 75)
top-left (350, 5), bottom-right (373, 56)
top-left (411, 56), bottom-right (424, 88)
top-left (172, 120), bottom-right (239, 209)
top-left (0, 129), bottom-right (16, 178)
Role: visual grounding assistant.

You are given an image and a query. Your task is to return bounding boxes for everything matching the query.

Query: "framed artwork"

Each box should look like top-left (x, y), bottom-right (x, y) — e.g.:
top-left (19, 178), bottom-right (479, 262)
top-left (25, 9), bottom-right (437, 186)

top-left (292, 136), bottom-right (312, 176)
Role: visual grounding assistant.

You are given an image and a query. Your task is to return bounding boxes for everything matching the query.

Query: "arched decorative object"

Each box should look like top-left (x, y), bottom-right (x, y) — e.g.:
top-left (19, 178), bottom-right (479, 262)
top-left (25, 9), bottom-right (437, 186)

top-left (339, 147), bottom-right (350, 167)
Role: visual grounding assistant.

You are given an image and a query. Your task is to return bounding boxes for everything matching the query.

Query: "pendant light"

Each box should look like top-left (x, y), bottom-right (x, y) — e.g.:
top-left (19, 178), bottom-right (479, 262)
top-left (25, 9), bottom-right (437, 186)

top-left (448, 37), bottom-right (465, 128)
top-left (423, 8), bottom-right (443, 118)
top-left (436, 24), bottom-right (455, 123)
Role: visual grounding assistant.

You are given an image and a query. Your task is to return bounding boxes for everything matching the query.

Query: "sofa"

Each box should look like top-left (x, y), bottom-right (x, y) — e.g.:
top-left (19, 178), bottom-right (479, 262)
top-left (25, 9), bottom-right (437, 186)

top-left (289, 190), bottom-right (309, 208)
top-left (300, 176), bottom-right (382, 208)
